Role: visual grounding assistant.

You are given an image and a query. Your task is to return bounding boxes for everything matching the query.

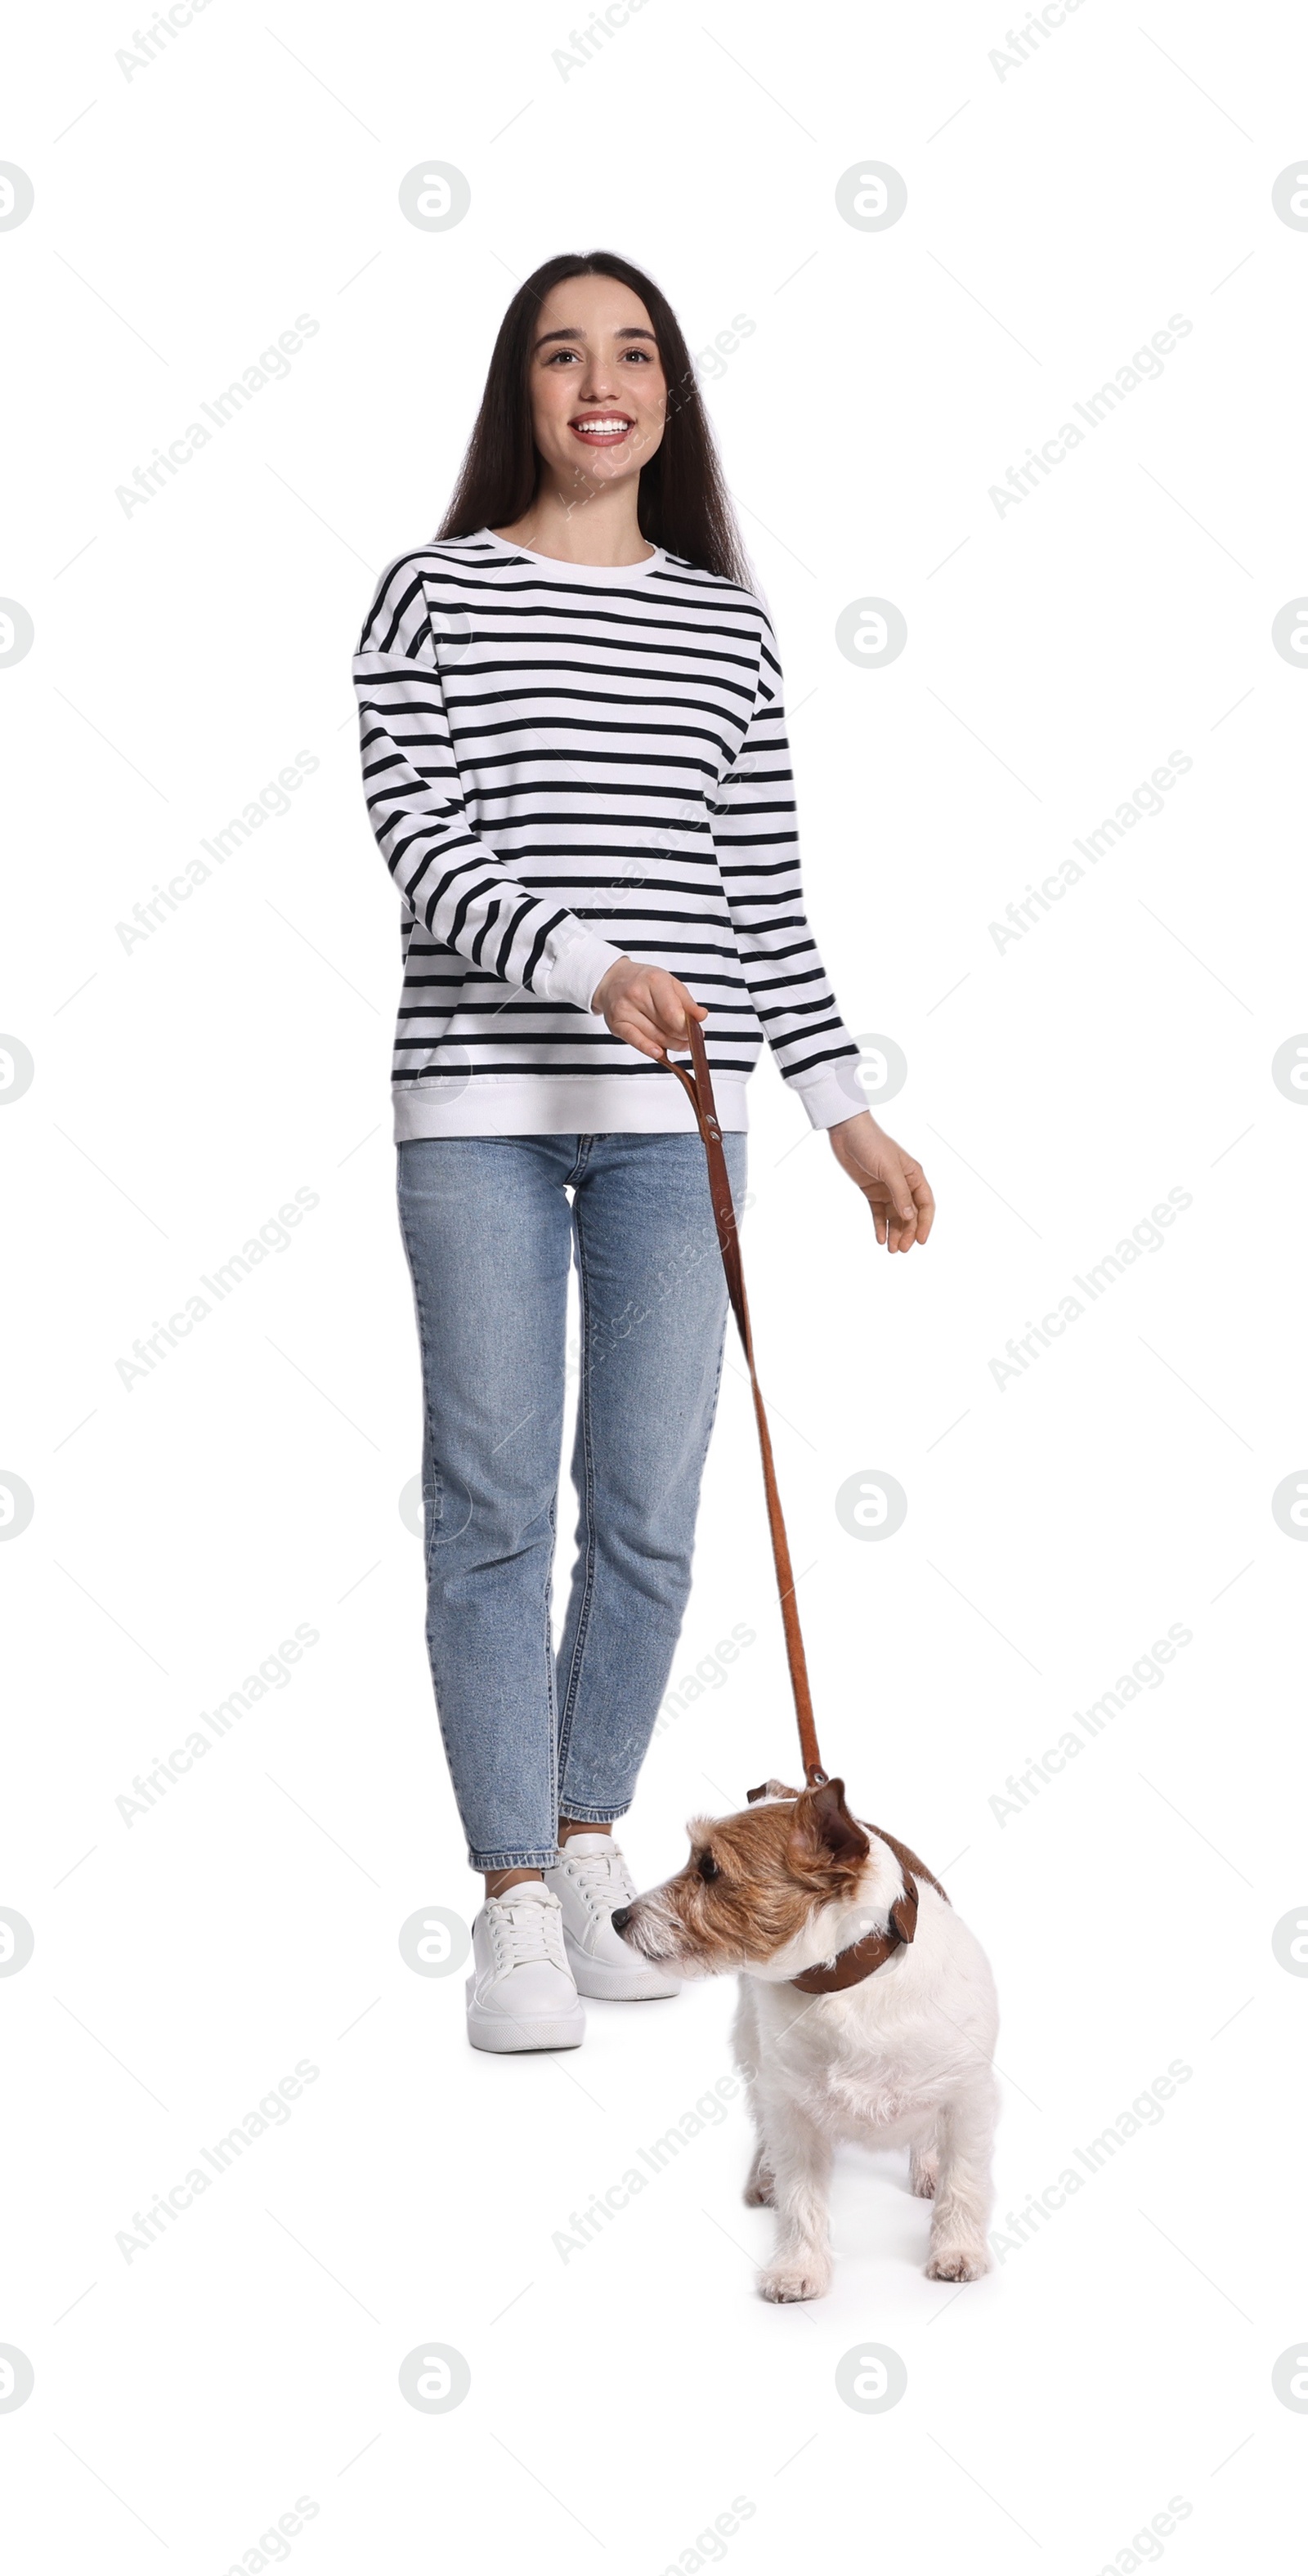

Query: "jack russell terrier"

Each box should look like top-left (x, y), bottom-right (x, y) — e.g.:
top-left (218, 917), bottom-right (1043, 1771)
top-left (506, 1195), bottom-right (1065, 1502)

top-left (612, 1777), bottom-right (999, 2301)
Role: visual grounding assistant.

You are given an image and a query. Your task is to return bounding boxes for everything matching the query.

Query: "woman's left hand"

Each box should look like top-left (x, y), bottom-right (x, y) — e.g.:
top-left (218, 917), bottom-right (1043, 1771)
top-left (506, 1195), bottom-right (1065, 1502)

top-left (827, 1112), bottom-right (935, 1253)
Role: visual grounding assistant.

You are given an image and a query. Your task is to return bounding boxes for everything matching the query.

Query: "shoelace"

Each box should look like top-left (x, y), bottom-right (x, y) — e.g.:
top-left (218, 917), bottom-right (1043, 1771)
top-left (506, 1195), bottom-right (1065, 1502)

top-left (562, 1845), bottom-right (636, 1918)
top-left (490, 1897), bottom-right (567, 1972)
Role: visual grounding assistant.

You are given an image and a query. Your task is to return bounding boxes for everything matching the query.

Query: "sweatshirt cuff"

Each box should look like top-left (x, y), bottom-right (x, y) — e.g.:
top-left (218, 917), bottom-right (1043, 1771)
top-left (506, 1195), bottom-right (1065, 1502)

top-left (535, 919), bottom-right (627, 1013)
top-left (783, 1051), bottom-right (868, 1132)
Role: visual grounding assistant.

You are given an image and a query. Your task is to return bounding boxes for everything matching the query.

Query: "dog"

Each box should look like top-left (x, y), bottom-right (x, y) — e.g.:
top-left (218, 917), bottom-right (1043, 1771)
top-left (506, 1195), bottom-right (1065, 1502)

top-left (612, 1777), bottom-right (998, 2302)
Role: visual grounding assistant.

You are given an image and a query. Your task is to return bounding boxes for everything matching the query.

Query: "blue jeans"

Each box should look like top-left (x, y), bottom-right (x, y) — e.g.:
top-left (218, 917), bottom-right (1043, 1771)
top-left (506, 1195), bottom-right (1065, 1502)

top-left (396, 1131), bottom-right (746, 1870)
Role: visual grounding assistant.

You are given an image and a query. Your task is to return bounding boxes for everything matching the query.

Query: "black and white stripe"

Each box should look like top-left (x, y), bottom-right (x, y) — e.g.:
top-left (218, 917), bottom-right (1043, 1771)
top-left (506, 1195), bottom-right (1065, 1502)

top-left (354, 528), bottom-right (860, 1137)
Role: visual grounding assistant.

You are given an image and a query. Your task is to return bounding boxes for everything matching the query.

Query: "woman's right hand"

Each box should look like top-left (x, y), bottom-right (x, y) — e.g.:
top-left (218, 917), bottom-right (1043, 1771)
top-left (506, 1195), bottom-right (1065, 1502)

top-left (591, 956), bottom-right (706, 1063)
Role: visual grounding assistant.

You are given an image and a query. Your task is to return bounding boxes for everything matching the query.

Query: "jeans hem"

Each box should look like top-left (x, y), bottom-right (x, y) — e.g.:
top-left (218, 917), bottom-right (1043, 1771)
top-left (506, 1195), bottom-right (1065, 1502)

top-left (472, 1848), bottom-right (562, 1872)
top-left (556, 1802), bottom-right (633, 1827)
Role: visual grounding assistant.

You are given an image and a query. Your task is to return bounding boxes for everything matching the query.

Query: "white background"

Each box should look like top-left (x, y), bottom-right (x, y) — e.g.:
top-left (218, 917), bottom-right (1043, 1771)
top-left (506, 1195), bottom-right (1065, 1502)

top-left (2, 1), bottom-right (1306, 2567)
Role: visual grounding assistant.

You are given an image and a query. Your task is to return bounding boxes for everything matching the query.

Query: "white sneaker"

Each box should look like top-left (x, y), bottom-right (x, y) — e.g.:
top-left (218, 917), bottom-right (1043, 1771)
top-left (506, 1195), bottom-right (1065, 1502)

top-left (465, 1881), bottom-right (585, 2053)
top-left (544, 1833), bottom-right (681, 2001)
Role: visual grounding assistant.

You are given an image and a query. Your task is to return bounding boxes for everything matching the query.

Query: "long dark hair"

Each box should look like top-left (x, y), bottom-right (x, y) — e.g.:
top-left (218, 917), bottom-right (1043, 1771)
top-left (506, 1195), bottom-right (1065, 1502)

top-left (437, 250), bottom-right (751, 584)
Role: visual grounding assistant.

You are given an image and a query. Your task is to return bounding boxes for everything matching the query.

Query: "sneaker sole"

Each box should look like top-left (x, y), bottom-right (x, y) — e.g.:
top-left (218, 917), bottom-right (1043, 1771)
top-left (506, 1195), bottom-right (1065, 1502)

top-left (564, 1932), bottom-right (680, 2001)
top-left (466, 2002), bottom-right (585, 2053)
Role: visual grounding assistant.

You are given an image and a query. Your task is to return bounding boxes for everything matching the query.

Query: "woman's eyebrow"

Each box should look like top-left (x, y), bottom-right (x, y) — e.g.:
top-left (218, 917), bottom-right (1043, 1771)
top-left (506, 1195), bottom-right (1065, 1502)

top-left (533, 324), bottom-right (658, 348)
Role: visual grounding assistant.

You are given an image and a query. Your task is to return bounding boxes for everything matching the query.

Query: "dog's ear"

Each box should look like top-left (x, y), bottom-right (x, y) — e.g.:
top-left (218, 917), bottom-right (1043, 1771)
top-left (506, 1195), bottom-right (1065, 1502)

top-left (787, 1779), bottom-right (870, 1877)
top-left (747, 1778), bottom-right (803, 1805)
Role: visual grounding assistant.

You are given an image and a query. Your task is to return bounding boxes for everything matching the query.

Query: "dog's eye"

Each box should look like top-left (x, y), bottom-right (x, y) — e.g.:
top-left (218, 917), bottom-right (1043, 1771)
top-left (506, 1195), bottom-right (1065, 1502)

top-left (697, 1852), bottom-right (720, 1882)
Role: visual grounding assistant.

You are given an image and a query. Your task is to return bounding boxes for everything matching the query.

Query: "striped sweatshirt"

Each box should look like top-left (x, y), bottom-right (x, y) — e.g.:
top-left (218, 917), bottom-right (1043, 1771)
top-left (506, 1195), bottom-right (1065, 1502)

top-left (353, 528), bottom-right (862, 1138)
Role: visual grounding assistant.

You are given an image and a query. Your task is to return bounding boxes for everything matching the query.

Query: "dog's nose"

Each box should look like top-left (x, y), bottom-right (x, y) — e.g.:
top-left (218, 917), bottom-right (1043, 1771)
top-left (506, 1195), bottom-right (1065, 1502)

top-left (611, 1907), bottom-right (632, 1933)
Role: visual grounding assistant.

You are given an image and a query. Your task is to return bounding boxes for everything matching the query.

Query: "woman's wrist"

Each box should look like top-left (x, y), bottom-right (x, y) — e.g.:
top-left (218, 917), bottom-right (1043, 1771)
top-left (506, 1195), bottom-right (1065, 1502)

top-left (590, 955), bottom-right (633, 1013)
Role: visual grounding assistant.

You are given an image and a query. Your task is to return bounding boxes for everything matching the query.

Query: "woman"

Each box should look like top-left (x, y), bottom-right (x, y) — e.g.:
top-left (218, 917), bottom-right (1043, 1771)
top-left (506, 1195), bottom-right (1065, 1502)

top-left (354, 250), bottom-right (934, 2055)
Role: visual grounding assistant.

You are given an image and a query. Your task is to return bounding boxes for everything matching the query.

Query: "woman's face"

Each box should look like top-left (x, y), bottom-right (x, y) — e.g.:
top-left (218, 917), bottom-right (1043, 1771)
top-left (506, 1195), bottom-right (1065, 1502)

top-left (525, 272), bottom-right (667, 503)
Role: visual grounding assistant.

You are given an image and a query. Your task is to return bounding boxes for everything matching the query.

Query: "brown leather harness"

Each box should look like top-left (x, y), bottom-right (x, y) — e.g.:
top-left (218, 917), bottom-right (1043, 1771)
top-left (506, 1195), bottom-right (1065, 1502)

top-left (787, 1823), bottom-right (949, 1992)
top-left (664, 1024), bottom-right (946, 1994)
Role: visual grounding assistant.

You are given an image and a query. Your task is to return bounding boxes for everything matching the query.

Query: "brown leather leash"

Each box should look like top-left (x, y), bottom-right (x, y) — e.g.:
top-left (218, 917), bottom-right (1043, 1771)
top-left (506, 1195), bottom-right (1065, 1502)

top-left (661, 1018), bottom-right (828, 1791)
top-left (661, 1024), bottom-right (948, 1994)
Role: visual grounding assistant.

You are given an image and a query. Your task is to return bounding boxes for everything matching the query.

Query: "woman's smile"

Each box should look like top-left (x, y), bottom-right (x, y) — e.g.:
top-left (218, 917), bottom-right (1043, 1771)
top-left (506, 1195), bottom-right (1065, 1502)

top-left (568, 412), bottom-right (636, 445)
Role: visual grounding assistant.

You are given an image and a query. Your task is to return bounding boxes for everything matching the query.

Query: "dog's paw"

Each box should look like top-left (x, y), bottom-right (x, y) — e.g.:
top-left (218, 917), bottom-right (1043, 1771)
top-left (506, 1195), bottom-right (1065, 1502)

top-left (925, 2240), bottom-right (991, 2283)
top-left (909, 2148), bottom-right (938, 2199)
top-left (758, 2258), bottom-right (831, 2304)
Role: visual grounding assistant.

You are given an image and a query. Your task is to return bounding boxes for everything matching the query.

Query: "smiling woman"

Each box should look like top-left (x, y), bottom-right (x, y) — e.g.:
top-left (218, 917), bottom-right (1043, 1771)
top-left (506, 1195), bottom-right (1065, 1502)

top-left (353, 249), bottom-right (937, 2055)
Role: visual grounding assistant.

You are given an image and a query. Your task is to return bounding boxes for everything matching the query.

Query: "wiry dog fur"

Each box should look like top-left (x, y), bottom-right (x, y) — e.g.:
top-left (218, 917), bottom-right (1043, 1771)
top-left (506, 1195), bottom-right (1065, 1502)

top-left (614, 1778), bottom-right (999, 2301)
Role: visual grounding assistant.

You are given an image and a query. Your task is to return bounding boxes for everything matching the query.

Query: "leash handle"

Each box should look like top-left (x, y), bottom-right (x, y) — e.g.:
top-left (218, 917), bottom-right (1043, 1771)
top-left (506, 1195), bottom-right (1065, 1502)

top-left (662, 1017), bottom-right (826, 1790)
